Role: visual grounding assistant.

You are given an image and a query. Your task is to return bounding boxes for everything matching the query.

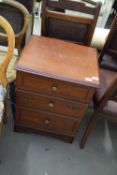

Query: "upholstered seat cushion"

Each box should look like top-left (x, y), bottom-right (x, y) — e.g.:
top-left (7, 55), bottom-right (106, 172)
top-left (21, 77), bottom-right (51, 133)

top-left (0, 51), bottom-right (17, 83)
top-left (100, 55), bottom-right (117, 71)
top-left (103, 100), bottom-right (117, 116)
top-left (94, 68), bottom-right (116, 102)
top-left (94, 69), bottom-right (117, 118)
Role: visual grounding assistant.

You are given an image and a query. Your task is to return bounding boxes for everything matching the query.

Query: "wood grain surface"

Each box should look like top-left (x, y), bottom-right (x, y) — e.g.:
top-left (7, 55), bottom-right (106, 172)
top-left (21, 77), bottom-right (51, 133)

top-left (16, 35), bottom-right (99, 88)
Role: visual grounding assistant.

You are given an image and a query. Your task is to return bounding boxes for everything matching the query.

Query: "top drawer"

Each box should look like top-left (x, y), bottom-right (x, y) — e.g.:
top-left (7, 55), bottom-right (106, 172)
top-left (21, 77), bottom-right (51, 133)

top-left (16, 72), bottom-right (94, 103)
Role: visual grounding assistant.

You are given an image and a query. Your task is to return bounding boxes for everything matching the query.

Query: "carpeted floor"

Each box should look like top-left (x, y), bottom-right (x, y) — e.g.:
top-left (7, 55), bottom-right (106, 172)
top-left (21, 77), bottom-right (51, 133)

top-left (0, 105), bottom-right (117, 175)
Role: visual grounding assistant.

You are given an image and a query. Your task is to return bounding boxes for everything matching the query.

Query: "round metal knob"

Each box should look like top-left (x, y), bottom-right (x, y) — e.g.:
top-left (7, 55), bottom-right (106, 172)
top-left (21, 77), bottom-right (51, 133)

top-left (44, 119), bottom-right (49, 124)
top-left (48, 102), bottom-right (54, 108)
top-left (52, 86), bottom-right (57, 92)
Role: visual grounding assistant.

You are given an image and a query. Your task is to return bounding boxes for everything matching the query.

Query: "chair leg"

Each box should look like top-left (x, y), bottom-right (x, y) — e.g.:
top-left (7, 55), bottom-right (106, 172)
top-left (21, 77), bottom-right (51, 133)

top-left (3, 98), bottom-right (7, 123)
top-left (9, 81), bottom-right (16, 118)
top-left (80, 114), bottom-right (97, 149)
top-left (0, 122), bottom-right (3, 136)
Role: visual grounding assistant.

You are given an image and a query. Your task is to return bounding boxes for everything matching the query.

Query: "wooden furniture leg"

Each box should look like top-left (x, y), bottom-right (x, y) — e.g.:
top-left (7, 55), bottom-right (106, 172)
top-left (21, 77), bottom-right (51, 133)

top-left (3, 97), bottom-right (7, 124)
top-left (80, 114), bottom-right (97, 149)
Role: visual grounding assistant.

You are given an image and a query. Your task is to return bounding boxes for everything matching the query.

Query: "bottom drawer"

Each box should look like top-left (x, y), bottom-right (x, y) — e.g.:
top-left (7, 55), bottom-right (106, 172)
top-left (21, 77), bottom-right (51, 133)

top-left (15, 107), bottom-right (81, 136)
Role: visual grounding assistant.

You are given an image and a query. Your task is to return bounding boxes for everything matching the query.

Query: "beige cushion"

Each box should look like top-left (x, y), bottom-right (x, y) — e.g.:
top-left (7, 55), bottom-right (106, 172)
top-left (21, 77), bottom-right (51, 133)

top-left (103, 100), bottom-right (117, 116)
top-left (91, 27), bottom-right (110, 49)
top-left (94, 69), bottom-right (116, 102)
top-left (0, 51), bottom-right (17, 83)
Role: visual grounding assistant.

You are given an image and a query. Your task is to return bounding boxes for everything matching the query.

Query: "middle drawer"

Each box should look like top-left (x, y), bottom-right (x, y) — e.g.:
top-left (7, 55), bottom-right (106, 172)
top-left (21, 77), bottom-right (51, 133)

top-left (16, 90), bottom-right (87, 118)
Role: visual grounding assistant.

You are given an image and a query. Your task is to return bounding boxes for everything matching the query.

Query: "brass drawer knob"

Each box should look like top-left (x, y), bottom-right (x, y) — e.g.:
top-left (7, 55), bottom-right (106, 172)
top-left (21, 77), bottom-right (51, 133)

top-left (48, 102), bottom-right (54, 108)
top-left (52, 86), bottom-right (57, 92)
top-left (44, 119), bottom-right (50, 124)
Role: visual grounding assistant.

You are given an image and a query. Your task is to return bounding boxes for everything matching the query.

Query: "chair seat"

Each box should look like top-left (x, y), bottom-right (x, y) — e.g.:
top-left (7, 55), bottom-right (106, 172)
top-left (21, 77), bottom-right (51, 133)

top-left (0, 51), bottom-right (17, 83)
top-left (94, 68), bottom-right (116, 102)
top-left (103, 100), bottom-right (117, 117)
top-left (100, 55), bottom-right (117, 71)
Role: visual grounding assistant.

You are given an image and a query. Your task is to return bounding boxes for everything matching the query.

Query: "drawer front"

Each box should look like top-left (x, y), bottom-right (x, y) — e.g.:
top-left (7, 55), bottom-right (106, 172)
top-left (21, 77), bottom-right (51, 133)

top-left (16, 90), bottom-right (87, 118)
top-left (15, 107), bottom-right (80, 136)
top-left (16, 72), bottom-right (94, 103)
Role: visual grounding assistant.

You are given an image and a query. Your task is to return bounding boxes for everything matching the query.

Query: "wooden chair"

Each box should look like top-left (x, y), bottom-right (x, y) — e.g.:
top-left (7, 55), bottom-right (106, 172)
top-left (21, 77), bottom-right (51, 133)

top-left (0, 16), bottom-right (15, 135)
top-left (0, 0), bottom-right (30, 116)
top-left (80, 68), bottom-right (117, 148)
top-left (41, 0), bottom-right (101, 46)
top-left (0, 0), bottom-right (29, 52)
top-left (14, 0), bottom-right (36, 35)
top-left (14, 0), bottom-right (36, 14)
top-left (99, 14), bottom-right (117, 71)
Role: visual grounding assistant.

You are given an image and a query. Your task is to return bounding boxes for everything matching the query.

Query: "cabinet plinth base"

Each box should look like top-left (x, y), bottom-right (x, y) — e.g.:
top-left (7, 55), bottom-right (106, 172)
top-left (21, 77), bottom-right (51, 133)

top-left (14, 125), bottom-right (74, 143)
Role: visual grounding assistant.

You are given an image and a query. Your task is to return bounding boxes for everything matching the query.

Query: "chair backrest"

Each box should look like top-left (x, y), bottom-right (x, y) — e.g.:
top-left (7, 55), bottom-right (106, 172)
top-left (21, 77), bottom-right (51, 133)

top-left (0, 15), bottom-right (15, 87)
top-left (41, 0), bottom-right (101, 46)
top-left (99, 14), bottom-right (117, 64)
top-left (14, 0), bottom-right (36, 35)
top-left (0, 0), bottom-right (29, 52)
top-left (14, 0), bottom-right (36, 14)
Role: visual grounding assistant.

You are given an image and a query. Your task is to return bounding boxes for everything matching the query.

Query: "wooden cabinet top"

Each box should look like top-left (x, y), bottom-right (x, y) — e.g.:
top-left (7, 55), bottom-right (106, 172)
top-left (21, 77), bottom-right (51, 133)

top-left (16, 35), bottom-right (99, 88)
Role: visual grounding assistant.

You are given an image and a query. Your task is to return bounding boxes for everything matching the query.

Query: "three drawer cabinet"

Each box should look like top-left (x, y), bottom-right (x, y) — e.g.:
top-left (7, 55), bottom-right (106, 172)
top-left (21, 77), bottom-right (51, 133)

top-left (15, 36), bottom-right (99, 142)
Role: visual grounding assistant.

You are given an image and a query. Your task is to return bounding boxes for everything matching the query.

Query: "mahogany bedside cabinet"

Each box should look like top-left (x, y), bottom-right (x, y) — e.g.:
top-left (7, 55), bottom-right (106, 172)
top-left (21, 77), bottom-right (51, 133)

top-left (14, 35), bottom-right (99, 142)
